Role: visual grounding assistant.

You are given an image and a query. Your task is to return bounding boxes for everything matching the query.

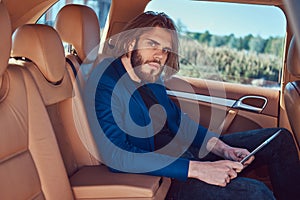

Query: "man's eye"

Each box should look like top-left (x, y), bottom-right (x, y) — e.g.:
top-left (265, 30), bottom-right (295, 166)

top-left (162, 48), bottom-right (170, 54)
top-left (147, 41), bottom-right (157, 47)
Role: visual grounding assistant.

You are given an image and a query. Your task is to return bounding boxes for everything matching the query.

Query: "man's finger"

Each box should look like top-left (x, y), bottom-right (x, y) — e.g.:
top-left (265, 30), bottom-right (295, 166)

top-left (243, 155), bottom-right (255, 166)
top-left (228, 169), bottom-right (237, 179)
top-left (227, 160), bottom-right (244, 172)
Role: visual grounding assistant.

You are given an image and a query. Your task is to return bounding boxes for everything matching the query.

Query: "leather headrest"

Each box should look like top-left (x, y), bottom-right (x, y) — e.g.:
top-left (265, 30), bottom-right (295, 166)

top-left (11, 24), bottom-right (65, 83)
top-left (287, 36), bottom-right (300, 78)
top-left (0, 3), bottom-right (12, 77)
top-left (54, 4), bottom-right (100, 63)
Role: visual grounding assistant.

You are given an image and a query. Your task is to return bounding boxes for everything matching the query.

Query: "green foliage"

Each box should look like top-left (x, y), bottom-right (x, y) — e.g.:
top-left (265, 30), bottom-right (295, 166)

top-left (185, 31), bottom-right (284, 57)
top-left (177, 33), bottom-right (283, 87)
top-left (249, 35), bottom-right (266, 53)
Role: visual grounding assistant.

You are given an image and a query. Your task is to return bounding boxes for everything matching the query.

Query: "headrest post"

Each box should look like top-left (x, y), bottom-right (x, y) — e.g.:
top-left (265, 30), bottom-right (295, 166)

top-left (67, 44), bottom-right (72, 54)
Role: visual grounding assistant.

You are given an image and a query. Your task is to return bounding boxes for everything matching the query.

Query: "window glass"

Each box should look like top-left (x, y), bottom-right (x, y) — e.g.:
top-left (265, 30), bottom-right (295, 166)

top-left (37, 0), bottom-right (111, 33)
top-left (146, 0), bottom-right (286, 88)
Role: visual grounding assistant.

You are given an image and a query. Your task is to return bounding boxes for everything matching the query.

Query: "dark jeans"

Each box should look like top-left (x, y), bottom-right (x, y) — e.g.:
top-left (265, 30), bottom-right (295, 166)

top-left (166, 128), bottom-right (300, 200)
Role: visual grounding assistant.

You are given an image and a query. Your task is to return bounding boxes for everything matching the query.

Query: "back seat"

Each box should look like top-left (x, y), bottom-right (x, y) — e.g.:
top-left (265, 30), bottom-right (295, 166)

top-left (0, 3), bottom-right (73, 199)
top-left (10, 22), bottom-right (171, 199)
top-left (54, 4), bottom-right (101, 89)
top-left (11, 24), bottom-right (100, 176)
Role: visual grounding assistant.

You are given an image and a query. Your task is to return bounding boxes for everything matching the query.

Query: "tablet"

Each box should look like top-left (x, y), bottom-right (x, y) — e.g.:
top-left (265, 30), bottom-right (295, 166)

top-left (240, 129), bottom-right (281, 164)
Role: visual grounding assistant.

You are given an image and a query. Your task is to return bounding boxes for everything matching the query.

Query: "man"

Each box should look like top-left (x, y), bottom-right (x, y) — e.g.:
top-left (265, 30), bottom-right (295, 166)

top-left (85, 11), bottom-right (300, 199)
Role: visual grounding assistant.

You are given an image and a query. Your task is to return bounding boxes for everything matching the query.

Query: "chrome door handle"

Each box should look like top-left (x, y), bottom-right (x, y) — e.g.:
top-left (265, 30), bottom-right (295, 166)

top-left (233, 95), bottom-right (267, 113)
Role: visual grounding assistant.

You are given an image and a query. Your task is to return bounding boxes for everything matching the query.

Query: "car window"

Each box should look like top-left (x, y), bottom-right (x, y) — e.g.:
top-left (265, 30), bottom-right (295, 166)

top-left (37, 0), bottom-right (111, 35)
top-left (145, 0), bottom-right (286, 88)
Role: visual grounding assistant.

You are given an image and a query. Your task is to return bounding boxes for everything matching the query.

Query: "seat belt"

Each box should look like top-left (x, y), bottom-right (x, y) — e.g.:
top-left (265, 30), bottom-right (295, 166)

top-left (66, 57), bottom-right (77, 77)
top-left (217, 109), bottom-right (238, 134)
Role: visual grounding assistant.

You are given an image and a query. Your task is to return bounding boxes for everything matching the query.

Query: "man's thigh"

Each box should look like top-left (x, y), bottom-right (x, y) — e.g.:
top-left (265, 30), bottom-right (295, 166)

top-left (219, 128), bottom-right (280, 151)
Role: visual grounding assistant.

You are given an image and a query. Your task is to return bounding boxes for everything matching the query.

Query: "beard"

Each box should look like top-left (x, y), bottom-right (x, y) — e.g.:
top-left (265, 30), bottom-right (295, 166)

top-left (130, 49), bottom-right (164, 83)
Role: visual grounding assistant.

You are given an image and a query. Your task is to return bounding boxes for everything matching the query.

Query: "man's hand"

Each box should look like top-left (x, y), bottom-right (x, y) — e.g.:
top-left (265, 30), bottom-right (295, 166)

top-left (222, 146), bottom-right (255, 166)
top-left (188, 160), bottom-right (243, 187)
top-left (206, 137), bottom-right (255, 166)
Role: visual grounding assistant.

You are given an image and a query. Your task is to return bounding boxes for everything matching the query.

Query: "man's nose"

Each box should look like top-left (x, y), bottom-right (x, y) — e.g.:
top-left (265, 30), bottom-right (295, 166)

top-left (153, 48), bottom-right (164, 60)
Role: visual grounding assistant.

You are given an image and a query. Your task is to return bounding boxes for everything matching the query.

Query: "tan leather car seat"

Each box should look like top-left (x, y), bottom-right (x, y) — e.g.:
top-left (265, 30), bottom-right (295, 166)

top-left (54, 4), bottom-right (100, 88)
top-left (11, 23), bottom-right (170, 200)
top-left (52, 6), bottom-right (105, 171)
top-left (11, 24), bottom-right (100, 176)
top-left (284, 36), bottom-right (300, 149)
top-left (0, 3), bottom-right (73, 199)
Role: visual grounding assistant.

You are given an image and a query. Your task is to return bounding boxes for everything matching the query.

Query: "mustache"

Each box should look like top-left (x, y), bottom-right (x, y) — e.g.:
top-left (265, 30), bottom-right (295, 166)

top-left (145, 59), bottom-right (161, 66)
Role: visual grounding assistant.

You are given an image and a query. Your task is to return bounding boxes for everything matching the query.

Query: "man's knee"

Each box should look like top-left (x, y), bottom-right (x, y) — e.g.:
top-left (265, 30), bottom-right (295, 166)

top-left (247, 179), bottom-right (275, 200)
top-left (276, 128), bottom-right (297, 148)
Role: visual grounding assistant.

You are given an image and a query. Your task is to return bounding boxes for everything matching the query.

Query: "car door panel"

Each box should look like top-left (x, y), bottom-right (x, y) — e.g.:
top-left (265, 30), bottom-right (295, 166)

top-left (165, 76), bottom-right (279, 134)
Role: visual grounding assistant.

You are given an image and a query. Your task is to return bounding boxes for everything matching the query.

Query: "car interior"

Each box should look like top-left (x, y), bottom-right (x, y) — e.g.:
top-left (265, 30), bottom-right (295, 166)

top-left (1, 0), bottom-right (300, 199)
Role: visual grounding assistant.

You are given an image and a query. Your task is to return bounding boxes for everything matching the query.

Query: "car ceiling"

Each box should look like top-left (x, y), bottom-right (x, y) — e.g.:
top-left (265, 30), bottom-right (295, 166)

top-left (2, 0), bottom-right (58, 31)
top-left (2, 0), bottom-right (283, 32)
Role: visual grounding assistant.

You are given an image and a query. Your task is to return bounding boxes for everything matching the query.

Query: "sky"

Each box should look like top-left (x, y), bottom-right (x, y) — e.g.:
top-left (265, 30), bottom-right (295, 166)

top-left (146, 0), bottom-right (286, 39)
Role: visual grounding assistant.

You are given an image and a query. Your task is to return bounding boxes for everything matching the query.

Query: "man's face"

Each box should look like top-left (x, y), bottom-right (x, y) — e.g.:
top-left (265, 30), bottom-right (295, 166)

top-left (130, 27), bottom-right (172, 83)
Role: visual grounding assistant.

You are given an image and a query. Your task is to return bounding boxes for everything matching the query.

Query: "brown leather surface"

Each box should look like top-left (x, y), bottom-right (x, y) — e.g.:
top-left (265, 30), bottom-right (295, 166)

top-left (287, 37), bottom-right (300, 78)
top-left (54, 4), bottom-right (100, 64)
top-left (11, 24), bottom-right (66, 83)
top-left (0, 65), bottom-right (73, 199)
top-left (64, 62), bottom-right (102, 165)
top-left (1, 4), bottom-right (72, 198)
top-left (287, 36), bottom-right (300, 78)
top-left (12, 59), bottom-right (73, 106)
top-left (11, 24), bottom-right (101, 176)
top-left (0, 2), bottom-right (11, 77)
top-left (166, 76), bottom-right (279, 117)
top-left (2, 0), bottom-right (57, 31)
top-left (284, 36), bottom-right (300, 148)
top-left (11, 23), bottom-right (72, 105)
top-left (285, 81), bottom-right (300, 148)
top-left (70, 165), bottom-right (171, 199)
top-left (55, 4), bottom-right (102, 91)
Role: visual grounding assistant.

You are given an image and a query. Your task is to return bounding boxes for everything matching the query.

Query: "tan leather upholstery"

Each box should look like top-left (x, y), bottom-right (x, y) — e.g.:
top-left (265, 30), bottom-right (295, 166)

top-left (54, 4), bottom-right (100, 64)
top-left (0, 65), bottom-right (74, 200)
top-left (11, 24), bottom-right (100, 176)
top-left (54, 4), bottom-right (101, 90)
top-left (285, 36), bottom-right (300, 148)
top-left (70, 165), bottom-right (171, 200)
top-left (11, 24), bottom-right (73, 105)
top-left (11, 22), bottom-right (170, 199)
top-left (12, 24), bottom-right (65, 83)
top-left (0, 3), bottom-right (73, 199)
top-left (0, 3), bottom-right (11, 77)
top-left (287, 37), bottom-right (300, 78)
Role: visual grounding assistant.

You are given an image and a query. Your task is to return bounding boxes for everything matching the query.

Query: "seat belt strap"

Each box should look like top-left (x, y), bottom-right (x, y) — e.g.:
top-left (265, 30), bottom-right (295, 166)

top-left (217, 109), bottom-right (238, 134)
top-left (66, 57), bottom-right (77, 77)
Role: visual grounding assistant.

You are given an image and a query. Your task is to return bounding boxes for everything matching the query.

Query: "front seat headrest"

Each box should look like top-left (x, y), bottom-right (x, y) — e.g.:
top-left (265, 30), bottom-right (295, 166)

top-left (54, 4), bottom-right (100, 64)
top-left (0, 3), bottom-right (12, 77)
top-left (287, 36), bottom-right (300, 78)
top-left (11, 24), bottom-right (66, 83)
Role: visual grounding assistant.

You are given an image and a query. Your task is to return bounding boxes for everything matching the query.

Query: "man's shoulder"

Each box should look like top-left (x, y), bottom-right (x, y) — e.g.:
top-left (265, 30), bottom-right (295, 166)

top-left (92, 57), bottom-right (124, 82)
top-left (95, 57), bottom-right (120, 73)
top-left (84, 57), bottom-right (121, 92)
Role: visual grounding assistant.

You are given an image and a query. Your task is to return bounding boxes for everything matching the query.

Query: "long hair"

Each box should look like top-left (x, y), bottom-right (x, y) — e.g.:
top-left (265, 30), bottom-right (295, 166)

top-left (113, 11), bottom-right (180, 78)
